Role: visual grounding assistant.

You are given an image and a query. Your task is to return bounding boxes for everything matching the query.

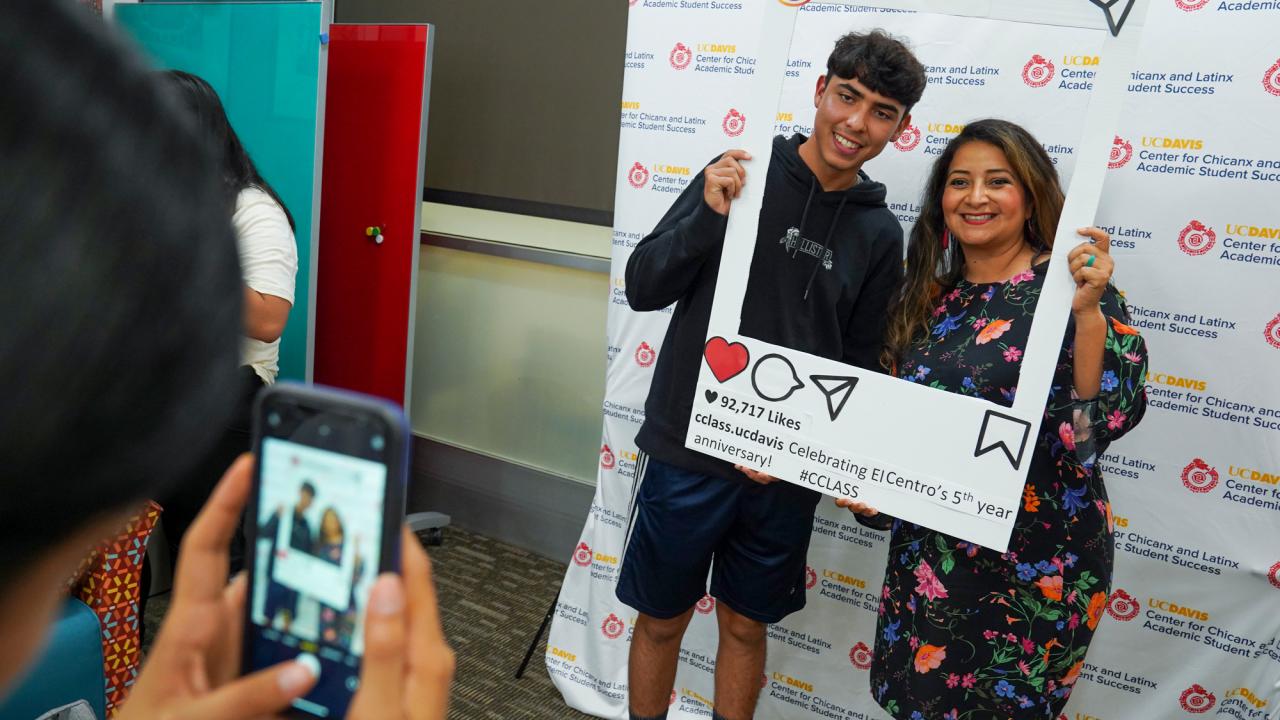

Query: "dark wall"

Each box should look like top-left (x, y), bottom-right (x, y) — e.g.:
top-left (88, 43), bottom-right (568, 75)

top-left (335, 0), bottom-right (627, 225)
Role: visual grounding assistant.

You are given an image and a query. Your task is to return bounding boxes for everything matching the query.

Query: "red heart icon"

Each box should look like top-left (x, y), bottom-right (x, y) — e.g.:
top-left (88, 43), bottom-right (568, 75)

top-left (703, 337), bottom-right (749, 383)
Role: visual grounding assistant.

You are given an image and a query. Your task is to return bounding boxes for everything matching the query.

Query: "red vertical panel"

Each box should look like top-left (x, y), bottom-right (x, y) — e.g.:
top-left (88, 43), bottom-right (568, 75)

top-left (315, 25), bottom-right (430, 406)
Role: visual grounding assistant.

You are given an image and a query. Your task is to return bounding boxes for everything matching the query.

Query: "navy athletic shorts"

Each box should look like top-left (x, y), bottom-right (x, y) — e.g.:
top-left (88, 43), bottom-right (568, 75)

top-left (615, 453), bottom-right (822, 624)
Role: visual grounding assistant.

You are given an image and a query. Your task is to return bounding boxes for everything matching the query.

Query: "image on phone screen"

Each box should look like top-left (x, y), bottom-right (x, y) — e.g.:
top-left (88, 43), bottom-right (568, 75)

top-left (246, 391), bottom-right (401, 719)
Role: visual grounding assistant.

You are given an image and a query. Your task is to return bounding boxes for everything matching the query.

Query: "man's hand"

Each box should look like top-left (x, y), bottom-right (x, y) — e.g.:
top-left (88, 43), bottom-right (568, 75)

top-left (735, 464), bottom-right (779, 485)
top-left (346, 527), bottom-right (455, 719)
top-left (703, 149), bottom-right (751, 216)
top-left (118, 455), bottom-right (318, 720)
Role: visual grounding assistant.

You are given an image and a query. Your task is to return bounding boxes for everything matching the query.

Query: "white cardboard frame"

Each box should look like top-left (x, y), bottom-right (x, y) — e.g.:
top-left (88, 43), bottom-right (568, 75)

top-left (686, 0), bottom-right (1149, 552)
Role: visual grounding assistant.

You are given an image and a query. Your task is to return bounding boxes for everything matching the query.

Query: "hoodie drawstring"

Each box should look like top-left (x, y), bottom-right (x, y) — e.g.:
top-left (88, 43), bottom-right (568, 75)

top-left (791, 177), bottom-right (817, 260)
top-left (802, 193), bottom-right (848, 301)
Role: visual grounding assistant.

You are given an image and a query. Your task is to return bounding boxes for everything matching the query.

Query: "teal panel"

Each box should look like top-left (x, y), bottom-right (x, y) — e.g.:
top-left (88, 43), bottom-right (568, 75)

top-left (116, 2), bottom-right (322, 382)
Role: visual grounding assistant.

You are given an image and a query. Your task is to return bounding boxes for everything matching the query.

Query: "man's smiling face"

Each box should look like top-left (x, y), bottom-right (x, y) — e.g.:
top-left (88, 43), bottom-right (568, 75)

top-left (801, 74), bottom-right (909, 190)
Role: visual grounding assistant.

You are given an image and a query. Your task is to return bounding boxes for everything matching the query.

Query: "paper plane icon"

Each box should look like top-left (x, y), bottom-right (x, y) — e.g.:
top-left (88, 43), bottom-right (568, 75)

top-left (809, 375), bottom-right (859, 421)
top-left (1089, 0), bottom-right (1137, 37)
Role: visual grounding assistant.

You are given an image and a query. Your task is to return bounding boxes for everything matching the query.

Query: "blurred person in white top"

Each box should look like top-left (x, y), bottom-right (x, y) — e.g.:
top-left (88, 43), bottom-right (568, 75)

top-left (153, 70), bottom-right (298, 575)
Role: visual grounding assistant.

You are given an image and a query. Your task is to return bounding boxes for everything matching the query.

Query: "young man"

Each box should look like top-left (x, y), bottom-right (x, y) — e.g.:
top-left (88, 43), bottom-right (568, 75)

top-left (618, 31), bottom-right (927, 720)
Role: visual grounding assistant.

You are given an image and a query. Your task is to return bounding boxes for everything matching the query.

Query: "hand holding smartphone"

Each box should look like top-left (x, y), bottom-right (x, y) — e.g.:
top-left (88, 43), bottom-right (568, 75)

top-left (119, 384), bottom-right (452, 720)
top-left (243, 383), bottom-right (409, 719)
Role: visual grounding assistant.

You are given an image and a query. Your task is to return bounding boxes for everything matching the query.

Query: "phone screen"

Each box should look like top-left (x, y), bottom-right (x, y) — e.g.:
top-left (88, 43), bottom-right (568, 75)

top-left (246, 390), bottom-right (401, 718)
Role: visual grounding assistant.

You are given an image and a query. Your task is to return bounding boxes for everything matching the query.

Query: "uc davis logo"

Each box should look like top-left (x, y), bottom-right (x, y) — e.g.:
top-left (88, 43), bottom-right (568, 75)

top-left (1108, 136), bottom-right (1134, 169)
top-left (849, 641), bottom-right (873, 670)
top-left (573, 542), bottom-right (593, 567)
top-left (1180, 684), bottom-right (1217, 713)
top-left (1175, 0), bottom-right (1210, 9)
top-left (695, 594), bottom-right (716, 614)
top-left (804, 565), bottom-right (817, 589)
top-left (1106, 588), bottom-right (1141, 621)
top-left (1178, 221), bottom-right (1216, 256)
top-left (1022, 55), bottom-right (1056, 88)
top-left (1181, 458), bottom-right (1219, 493)
top-left (627, 162), bottom-right (650, 189)
top-left (601, 613), bottom-right (626, 639)
top-left (1264, 60), bottom-right (1280, 97)
top-left (1266, 313), bottom-right (1280, 349)
top-left (1268, 561), bottom-right (1280, 589)
top-left (894, 123), bottom-right (922, 152)
top-left (723, 109), bottom-right (746, 137)
top-left (635, 342), bottom-right (657, 367)
top-left (670, 43), bottom-right (692, 71)
top-left (600, 444), bottom-right (616, 470)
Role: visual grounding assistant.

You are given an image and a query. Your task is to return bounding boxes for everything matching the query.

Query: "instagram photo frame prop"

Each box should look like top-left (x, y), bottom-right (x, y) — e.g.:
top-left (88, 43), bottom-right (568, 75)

top-left (689, 0), bottom-right (1150, 552)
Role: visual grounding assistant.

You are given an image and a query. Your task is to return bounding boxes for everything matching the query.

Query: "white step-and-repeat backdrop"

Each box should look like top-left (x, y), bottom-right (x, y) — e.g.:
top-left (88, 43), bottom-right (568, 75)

top-left (548, 2), bottom-right (1280, 718)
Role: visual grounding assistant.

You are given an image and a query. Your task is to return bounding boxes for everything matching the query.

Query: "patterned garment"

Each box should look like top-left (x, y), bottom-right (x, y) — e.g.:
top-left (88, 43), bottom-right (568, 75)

top-left (72, 501), bottom-right (162, 717)
top-left (871, 263), bottom-right (1148, 720)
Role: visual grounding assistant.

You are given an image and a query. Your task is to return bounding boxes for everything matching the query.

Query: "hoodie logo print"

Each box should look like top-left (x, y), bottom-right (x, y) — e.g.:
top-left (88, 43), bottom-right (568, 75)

top-left (780, 228), bottom-right (833, 270)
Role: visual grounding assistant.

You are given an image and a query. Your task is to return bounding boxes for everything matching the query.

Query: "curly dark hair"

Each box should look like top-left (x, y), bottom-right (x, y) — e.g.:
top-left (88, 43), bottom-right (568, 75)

top-left (826, 29), bottom-right (927, 112)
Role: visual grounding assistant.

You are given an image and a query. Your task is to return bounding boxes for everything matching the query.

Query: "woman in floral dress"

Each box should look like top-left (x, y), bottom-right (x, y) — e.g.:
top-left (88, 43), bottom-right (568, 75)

top-left (840, 119), bottom-right (1148, 719)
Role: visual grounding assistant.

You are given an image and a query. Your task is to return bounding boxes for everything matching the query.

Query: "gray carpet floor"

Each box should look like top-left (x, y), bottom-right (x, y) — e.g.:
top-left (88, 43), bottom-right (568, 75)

top-left (143, 527), bottom-right (597, 719)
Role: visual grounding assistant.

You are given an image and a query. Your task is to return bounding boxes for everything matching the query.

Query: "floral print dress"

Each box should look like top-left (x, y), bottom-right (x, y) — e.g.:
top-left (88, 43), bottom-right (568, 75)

top-left (871, 263), bottom-right (1148, 720)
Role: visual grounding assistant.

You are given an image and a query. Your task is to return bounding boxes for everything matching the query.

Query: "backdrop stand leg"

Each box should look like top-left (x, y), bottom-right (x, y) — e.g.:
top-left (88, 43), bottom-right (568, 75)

top-left (515, 592), bottom-right (560, 679)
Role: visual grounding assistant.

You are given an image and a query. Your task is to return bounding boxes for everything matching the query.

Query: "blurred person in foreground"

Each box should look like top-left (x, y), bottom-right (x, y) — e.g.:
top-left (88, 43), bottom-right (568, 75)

top-left (0, 1), bottom-right (452, 717)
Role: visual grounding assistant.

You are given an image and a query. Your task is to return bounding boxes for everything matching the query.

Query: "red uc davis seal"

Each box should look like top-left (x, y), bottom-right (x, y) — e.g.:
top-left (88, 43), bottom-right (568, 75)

top-left (669, 42), bottom-right (692, 71)
top-left (1268, 561), bottom-right (1280, 589)
top-left (1108, 136), bottom-right (1134, 169)
top-left (573, 542), bottom-right (593, 567)
top-left (804, 565), bottom-right (817, 589)
top-left (1022, 55), bottom-right (1055, 88)
top-left (1105, 588), bottom-right (1140, 621)
top-left (1181, 458), bottom-right (1219, 493)
top-left (1178, 221), bottom-right (1216, 256)
top-left (695, 594), bottom-right (716, 614)
top-left (635, 342), bottom-right (657, 368)
top-left (627, 161), bottom-right (649, 189)
top-left (1175, 0), bottom-right (1210, 9)
top-left (1180, 684), bottom-right (1216, 713)
top-left (1266, 313), bottom-right (1280, 349)
top-left (1264, 59), bottom-right (1280, 97)
top-left (601, 613), bottom-right (626, 639)
top-left (600, 444), bottom-right (616, 470)
top-left (723, 109), bottom-right (746, 137)
top-left (894, 123), bottom-right (922, 152)
top-left (849, 641), bottom-right (873, 670)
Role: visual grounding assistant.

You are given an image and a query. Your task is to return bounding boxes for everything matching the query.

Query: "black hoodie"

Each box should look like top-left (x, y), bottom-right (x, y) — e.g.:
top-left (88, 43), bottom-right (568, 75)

top-left (625, 133), bottom-right (904, 481)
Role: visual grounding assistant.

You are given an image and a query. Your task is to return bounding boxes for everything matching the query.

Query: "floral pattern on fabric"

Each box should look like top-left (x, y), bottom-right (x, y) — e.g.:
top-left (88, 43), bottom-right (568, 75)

top-left (872, 263), bottom-right (1148, 720)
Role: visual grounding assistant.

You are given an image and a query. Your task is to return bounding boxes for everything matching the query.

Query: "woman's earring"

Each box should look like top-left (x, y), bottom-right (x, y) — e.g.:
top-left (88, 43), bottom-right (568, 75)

top-left (941, 228), bottom-right (951, 250)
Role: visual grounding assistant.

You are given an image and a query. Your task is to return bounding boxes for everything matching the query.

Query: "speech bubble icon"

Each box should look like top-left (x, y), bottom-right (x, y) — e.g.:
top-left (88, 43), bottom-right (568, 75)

top-left (751, 354), bottom-right (804, 402)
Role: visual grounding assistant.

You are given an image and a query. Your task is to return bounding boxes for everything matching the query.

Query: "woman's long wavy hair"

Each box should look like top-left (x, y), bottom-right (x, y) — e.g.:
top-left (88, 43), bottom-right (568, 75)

top-left (882, 119), bottom-right (1065, 369)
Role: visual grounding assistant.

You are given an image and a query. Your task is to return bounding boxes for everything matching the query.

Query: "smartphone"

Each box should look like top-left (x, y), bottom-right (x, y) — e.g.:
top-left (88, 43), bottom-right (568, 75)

top-left (243, 382), bottom-right (409, 719)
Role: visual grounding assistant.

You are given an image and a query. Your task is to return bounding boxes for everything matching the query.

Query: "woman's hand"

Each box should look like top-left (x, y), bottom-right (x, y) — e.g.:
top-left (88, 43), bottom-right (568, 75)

top-left (1067, 228), bottom-right (1113, 400)
top-left (835, 497), bottom-right (880, 518)
top-left (118, 455), bottom-right (318, 720)
top-left (1067, 227), bottom-right (1114, 317)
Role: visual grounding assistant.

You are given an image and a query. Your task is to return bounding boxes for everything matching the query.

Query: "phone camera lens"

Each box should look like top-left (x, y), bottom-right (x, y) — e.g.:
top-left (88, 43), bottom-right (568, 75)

top-left (267, 412), bottom-right (281, 427)
top-left (371, 435), bottom-right (385, 451)
top-left (318, 425), bottom-right (331, 437)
